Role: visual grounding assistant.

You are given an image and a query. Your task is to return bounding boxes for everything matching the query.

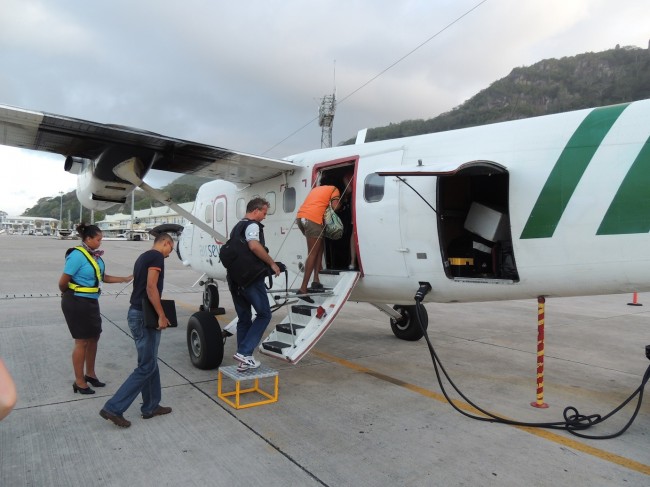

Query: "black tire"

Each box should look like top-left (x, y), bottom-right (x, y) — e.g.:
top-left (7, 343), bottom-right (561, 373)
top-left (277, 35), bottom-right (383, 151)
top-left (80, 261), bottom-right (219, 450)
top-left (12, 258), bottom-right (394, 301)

top-left (390, 305), bottom-right (428, 341)
top-left (202, 283), bottom-right (219, 312)
top-left (187, 311), bottom-right (223, 369)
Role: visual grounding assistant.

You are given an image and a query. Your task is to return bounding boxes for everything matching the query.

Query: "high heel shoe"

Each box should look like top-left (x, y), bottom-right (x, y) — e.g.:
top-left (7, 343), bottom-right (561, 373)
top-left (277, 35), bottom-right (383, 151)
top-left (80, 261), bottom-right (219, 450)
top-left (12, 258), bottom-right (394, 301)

top-left (73, 382), bottom-right (95, 395)
top-left (84, 375), bottom-right (106, 387)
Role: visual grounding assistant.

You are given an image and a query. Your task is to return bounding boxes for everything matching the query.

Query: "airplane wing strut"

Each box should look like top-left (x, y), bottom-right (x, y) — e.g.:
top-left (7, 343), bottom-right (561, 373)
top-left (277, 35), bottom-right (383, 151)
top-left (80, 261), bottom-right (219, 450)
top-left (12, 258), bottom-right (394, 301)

top-left (113, 158), bottom-right (228, 243)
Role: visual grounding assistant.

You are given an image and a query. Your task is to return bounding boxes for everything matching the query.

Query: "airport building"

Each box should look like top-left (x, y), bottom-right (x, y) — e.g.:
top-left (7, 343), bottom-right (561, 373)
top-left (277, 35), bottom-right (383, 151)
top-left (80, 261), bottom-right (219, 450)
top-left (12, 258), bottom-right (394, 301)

top-left (95, 202), bottom-right (194, 239)
top-left (0, 212), bottom-right (59, 235)
top-left (0, 202), bottom-right (193, 239)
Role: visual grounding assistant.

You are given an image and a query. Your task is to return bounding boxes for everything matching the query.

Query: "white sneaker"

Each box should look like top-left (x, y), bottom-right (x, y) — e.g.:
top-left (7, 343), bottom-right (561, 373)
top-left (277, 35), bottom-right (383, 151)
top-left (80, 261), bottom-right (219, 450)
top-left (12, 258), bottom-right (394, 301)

top-left (243, 355), bottom-right (261, 369)
top-left (233, 353), bottom-right (261, 369)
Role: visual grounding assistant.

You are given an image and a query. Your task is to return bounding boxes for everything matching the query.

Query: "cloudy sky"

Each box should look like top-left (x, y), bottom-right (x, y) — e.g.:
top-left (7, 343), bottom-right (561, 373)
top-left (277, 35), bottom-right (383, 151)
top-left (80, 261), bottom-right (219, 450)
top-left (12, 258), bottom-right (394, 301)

top-left (1, 0), bottom-right (648, 215)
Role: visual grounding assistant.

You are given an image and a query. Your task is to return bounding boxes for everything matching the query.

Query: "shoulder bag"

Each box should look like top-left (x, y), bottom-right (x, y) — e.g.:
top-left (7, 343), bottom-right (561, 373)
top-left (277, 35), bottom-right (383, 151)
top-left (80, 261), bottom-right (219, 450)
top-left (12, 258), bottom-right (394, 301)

top-left (323, 202), bottom-right (344, 240)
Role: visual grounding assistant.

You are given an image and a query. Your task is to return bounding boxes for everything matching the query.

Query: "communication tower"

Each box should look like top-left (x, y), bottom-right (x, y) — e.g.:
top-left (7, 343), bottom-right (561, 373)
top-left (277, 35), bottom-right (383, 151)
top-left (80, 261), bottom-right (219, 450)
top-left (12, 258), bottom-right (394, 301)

top-left (319, 92), bottom-right (336, 148)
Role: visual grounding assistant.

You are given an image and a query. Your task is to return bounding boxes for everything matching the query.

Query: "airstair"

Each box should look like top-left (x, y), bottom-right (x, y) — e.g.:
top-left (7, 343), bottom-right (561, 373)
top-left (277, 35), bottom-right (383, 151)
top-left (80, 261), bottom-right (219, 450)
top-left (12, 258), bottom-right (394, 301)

top-left (260, 270), bottom-right (360, 363)
top-left (223, 270), bottom-right (360, 364)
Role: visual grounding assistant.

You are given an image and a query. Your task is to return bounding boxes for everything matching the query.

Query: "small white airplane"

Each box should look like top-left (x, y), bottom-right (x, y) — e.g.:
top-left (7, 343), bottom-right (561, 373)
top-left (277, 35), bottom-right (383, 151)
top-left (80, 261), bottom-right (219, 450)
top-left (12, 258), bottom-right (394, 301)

top-left (1, 99), bottom-right (649, 369)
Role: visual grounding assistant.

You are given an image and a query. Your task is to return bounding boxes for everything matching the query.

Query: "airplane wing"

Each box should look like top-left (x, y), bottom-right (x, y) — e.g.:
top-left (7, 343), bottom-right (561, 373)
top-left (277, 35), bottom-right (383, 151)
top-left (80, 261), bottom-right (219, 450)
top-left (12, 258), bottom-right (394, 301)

top-left (0, 103), bottom-right (296, 184)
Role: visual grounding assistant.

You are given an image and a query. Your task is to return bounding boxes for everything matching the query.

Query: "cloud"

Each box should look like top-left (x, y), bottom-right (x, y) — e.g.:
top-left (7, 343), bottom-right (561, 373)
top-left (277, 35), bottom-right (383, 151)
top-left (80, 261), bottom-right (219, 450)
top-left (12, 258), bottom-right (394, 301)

top-left (1, 0), bottom-right (649, 213)
top-left (0, 147), bottom-right (76, 215)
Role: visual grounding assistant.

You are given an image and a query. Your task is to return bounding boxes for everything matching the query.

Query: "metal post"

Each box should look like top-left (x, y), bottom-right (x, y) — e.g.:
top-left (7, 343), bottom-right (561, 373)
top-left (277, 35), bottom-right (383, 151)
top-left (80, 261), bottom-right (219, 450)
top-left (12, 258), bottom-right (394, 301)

top-left (58, 191), bottom-right (64, 231)
top-left (131, 191), bottom-right (135, 231)
top-left (531, 296), bottom-right (549, 408)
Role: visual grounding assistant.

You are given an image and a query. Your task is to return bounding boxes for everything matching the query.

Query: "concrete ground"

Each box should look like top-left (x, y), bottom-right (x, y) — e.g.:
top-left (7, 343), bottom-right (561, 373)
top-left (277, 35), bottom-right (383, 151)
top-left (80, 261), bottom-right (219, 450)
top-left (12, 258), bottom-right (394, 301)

top-left (0, 235), bottom-right (648, 486)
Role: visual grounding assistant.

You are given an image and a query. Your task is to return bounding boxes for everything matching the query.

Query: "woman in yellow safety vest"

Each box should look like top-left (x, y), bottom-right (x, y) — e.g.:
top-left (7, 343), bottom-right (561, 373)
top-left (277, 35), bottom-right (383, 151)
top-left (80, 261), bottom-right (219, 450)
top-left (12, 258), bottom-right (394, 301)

top-left (58, 223), bottom-right (132, 395)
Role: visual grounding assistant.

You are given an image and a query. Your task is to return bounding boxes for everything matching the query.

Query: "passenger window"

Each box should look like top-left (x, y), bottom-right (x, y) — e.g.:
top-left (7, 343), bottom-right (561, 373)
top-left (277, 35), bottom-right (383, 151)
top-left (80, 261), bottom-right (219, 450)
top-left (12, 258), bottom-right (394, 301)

top-left (283, 187), bottom-right (296, 213)
top-left (204, 204), bottom-right (213, 223)
top-left (364, 173), bottom-right (385, 203)
top-left (215, 201), bottom-right (224, 222)
top-left (265, 192), bottom-right (276, 215)
top-left (236, 198), bottom-right (246, 219)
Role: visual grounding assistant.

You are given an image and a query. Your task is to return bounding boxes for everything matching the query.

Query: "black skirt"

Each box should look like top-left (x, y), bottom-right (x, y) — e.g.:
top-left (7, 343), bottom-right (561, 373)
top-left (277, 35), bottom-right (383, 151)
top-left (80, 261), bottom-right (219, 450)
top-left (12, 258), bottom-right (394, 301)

top-left (61, 291), bottom-right (102, 339)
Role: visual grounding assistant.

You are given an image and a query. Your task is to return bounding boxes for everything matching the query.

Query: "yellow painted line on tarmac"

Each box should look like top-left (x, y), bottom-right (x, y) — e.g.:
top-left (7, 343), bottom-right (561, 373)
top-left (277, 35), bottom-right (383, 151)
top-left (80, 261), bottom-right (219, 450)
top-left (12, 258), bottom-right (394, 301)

top-left (312, 349), bottom-right (650, 477)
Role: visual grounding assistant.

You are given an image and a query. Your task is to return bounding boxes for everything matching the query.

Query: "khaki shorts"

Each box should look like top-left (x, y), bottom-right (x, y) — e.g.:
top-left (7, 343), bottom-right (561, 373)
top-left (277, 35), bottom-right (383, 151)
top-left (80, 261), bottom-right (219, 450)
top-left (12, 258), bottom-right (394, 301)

top-left (296, 218), bottom-right (323, 238)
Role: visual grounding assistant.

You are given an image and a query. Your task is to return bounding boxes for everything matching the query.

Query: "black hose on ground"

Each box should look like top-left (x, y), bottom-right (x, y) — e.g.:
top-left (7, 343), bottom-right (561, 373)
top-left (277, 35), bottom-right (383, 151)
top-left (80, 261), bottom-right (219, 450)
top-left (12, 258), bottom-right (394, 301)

top-left (412, 286), bottom-right (649, 439)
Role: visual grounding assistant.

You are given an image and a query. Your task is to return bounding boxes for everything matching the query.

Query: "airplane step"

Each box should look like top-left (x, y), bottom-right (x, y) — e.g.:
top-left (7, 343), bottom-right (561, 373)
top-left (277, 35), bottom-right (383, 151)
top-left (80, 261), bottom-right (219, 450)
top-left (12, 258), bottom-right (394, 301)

top-left (262, 341), bottom-right (291, 354)
top-left (276, 322), bottom-right (305, 335)
top-left (260, 270), bottom-right (360, 364)
top-left (292, 304), bottom-right (318, 317)
top-left (318, 269), bottom-right (342, 276)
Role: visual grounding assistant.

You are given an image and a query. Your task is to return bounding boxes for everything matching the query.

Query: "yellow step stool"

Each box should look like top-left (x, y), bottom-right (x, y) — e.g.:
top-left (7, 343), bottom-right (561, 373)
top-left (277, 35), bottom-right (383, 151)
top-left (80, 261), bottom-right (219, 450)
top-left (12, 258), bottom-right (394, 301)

top-left (217, 364), bottom-right (279, 409)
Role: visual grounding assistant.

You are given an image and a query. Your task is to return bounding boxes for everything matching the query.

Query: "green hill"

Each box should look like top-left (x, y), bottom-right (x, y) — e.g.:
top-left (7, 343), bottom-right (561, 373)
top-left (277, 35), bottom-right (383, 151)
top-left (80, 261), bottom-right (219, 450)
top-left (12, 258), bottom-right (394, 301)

top-left (341, 45), bottom-right (650, 144)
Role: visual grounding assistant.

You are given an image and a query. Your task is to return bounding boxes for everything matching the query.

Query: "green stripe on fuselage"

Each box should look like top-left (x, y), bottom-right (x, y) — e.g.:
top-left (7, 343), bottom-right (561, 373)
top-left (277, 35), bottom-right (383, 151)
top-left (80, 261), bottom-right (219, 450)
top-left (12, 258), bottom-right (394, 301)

top-left (597, 135), bottom-right (650, 235)
top-left (520, 104), bottom-right (629, 239)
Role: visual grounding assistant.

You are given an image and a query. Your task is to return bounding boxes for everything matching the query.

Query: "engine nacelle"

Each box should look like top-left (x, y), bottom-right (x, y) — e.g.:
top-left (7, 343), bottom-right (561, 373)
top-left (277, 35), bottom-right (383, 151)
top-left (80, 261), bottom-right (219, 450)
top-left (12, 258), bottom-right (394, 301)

top-left (73, 157), bottom-right (137, 211)
top-left (64, 156), bottom-right (88, 175)
top-left (66, 147), bottom-right (151, 211)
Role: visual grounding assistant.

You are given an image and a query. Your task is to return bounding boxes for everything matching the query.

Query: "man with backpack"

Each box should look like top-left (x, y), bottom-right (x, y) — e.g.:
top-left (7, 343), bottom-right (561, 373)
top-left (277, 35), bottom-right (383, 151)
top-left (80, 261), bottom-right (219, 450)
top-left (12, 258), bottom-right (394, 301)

top-left (225, 198), bottom-right (281, 371)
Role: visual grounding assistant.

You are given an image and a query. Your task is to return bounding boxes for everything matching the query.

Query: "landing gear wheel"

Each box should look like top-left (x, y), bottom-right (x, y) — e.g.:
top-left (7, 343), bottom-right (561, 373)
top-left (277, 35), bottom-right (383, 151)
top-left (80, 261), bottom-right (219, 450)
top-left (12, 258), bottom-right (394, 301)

top-left (390, 305), bottom-right (428, 341)
top-left (202, 283), bottom-right (219, 313)
top-left (187, 311), bottom-right (224, 369)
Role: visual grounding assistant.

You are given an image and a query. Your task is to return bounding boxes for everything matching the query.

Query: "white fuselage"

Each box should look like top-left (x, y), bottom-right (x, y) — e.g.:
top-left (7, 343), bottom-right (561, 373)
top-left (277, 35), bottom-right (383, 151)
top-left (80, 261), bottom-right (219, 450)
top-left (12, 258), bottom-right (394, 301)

top-left (179, 99), bottom-right (650, 304)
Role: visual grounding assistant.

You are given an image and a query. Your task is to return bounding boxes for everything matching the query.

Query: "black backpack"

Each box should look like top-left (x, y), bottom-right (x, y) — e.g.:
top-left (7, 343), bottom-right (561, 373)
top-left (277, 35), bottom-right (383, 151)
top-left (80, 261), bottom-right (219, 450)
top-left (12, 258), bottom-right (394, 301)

top-left (219, 220), bottom-right (270, 288)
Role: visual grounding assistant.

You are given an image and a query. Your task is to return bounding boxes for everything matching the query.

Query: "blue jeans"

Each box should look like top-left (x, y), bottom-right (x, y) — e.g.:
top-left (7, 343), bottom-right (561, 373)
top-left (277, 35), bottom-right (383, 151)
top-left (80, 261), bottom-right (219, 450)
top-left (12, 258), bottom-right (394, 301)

top-left (231, 277), bottom-right (272, 356)
top-left (103, 307), bottom-right (162, 416)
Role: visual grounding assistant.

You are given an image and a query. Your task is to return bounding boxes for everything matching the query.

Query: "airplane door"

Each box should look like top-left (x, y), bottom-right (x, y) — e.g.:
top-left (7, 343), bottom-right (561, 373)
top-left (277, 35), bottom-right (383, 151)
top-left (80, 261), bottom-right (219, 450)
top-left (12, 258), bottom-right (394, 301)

top-left (355, 151), bottom-right (408, 277)
top-left (398, 175), bottom-right (439, 278)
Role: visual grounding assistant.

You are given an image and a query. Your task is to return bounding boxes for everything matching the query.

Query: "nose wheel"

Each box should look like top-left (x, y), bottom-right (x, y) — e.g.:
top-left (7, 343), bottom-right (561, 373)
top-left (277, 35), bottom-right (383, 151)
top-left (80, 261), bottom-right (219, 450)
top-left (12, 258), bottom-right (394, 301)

top-left (200, 280), bottom-right (224, 315)
top-left (202, 282), bottom-right (219, 312)
top-left (390, 304), bottom-right (428, 341)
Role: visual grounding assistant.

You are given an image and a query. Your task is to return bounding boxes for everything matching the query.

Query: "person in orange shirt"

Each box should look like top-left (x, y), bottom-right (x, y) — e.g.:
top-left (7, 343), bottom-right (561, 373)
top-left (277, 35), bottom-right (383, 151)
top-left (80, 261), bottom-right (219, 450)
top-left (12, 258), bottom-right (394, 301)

top-left (296, 183), bottom-right (340, 301)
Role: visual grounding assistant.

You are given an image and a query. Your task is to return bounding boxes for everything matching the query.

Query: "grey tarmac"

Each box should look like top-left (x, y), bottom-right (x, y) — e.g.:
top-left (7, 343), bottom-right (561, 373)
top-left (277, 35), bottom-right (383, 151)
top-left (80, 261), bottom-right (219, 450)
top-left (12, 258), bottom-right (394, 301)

top-left (0, 235), bottom-right (648, 486)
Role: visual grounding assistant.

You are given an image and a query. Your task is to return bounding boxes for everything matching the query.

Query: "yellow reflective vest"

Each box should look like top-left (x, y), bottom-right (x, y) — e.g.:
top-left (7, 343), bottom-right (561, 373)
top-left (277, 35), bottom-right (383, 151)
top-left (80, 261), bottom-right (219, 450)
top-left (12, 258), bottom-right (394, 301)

top-left (67, 246), bottom-right (103, 294)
